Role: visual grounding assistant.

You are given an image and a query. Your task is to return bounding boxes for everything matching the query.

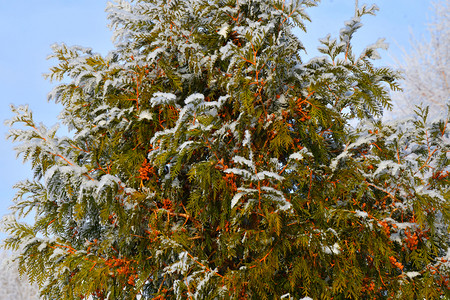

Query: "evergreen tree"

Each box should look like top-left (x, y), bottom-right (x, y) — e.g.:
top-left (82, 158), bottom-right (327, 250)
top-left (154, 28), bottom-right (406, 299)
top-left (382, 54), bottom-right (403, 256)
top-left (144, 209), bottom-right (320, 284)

top-left (2, 0), bottom-right (449, 299)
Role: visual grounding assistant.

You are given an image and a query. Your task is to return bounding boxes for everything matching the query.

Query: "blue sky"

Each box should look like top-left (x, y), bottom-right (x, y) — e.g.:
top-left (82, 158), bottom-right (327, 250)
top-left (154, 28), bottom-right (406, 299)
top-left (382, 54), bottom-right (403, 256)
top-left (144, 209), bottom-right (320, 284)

top-left (0, 0), bottom-right (434, 241)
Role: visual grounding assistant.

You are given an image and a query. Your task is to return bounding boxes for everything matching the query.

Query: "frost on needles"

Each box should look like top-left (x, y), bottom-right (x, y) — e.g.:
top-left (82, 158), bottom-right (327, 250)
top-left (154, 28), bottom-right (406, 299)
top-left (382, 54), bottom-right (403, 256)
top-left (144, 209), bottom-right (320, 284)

top-left (2, 0), bottom-right (449, 299)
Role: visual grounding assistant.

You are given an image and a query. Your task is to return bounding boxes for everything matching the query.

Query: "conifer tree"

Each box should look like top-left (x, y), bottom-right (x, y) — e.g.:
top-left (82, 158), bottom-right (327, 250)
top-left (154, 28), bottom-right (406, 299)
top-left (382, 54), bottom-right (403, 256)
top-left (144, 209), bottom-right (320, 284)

top-left (2, 0), bottom-right (449, 299)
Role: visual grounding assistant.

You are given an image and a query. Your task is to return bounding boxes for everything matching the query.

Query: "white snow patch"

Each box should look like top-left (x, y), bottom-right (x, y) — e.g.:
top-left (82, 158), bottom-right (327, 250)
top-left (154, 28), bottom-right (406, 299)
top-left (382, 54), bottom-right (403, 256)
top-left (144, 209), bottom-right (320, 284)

top-left (243, 130), bottom-right (251, 147)
top-left (232, 156), bottom-right (253, 168)
top-left (218, 23), bottom-right (229, 38)
top-left (255, 171), bottom-right (284, 181)
top-left (355, 210), bottom-right (368, 219)
top-left (289, 148), bottom-right (311, 161)
top-left (406, 271), bottom-right (421, 279)
top-left (150, 92), bottom-right (177, 106)
top-left (323, 243), bottom-right (341, 255)
top-left (184, 93), bottom-right (204, 105)
top-left (138, 110), bottom-right (153, 120)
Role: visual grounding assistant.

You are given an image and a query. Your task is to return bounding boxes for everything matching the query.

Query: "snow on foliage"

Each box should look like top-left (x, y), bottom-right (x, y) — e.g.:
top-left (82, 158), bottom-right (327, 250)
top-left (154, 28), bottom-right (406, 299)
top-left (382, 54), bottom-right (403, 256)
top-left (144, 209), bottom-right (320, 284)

top-left (1, 0), bottom-right (449, 299)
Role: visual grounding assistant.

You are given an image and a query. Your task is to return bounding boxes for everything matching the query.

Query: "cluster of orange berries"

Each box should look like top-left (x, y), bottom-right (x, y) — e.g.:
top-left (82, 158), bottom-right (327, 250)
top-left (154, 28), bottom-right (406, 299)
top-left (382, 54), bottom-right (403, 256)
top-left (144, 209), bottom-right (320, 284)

top-left (162, 198), bottom-right (173, 211)
top-left (105, 257), bottom-right (137, 286)
top-left (108, 213), bottom-right (117, 225)
top-left (389, 256), bottom-right (404, 270)
top-left (378, 221), bottom-right (391, 237)
top-left (105, 257), bottom-right (130, 272)
top-left (223, 173), bottom-right (237, 191)
top-left (404, 229), bottom-right (419, 251)
top-left (138, 159), bottom-right (154, 181)
top-left (362, 280), bottom-right (376, 292)
top-left (127, 274), bottom-right (138, 286)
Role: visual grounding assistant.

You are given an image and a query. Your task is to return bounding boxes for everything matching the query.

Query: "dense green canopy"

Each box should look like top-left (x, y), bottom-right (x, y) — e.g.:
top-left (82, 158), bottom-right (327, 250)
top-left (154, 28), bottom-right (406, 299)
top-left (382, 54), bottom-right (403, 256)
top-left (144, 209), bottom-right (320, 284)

top-left (3, 0), bottom-right (449, 299)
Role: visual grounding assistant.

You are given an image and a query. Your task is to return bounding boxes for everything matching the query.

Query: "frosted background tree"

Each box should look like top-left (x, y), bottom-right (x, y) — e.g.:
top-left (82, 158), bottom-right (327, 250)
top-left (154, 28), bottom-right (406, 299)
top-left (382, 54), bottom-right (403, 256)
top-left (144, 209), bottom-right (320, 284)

top-left (0, 251), bottom-right (39, 300)
top-left (390, 0), bottom-right (449, 120)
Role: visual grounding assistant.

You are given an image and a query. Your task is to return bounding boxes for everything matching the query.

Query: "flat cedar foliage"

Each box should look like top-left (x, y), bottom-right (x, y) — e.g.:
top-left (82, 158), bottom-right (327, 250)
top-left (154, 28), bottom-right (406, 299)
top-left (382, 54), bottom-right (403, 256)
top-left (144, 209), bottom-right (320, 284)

top-left (2, 0), bottom-right (449, 299)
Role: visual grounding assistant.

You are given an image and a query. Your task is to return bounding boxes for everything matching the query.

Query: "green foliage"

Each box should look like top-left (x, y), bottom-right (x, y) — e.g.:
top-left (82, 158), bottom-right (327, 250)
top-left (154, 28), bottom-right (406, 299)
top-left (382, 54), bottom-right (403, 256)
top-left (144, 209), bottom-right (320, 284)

top-left (2, 0), bottom-right (449, 299)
